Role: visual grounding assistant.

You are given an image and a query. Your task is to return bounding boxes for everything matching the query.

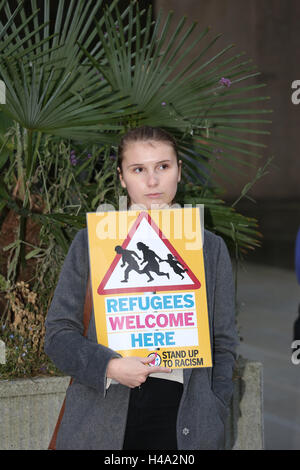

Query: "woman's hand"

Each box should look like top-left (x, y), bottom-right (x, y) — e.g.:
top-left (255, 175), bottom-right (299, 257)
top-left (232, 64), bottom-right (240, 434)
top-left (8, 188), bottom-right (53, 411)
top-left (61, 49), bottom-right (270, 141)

top-left (106, 355), bottom-right (172, 388)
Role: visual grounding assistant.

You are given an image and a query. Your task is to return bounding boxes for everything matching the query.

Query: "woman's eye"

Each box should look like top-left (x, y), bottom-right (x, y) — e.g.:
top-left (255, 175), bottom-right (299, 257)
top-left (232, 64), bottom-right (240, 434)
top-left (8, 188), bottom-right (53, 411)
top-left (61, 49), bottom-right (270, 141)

top-left (133, 167), bottom-right (143, 173)
top-left (132, 164), bottom-right (168, 173)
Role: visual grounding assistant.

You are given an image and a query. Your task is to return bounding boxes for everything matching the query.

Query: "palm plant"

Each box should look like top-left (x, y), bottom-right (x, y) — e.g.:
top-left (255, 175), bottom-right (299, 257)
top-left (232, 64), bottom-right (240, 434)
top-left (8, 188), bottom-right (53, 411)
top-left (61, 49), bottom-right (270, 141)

top-left (78, 1), bottom-right (272, 252)
top-left (0, 0), bottom-right (271, 285)
top-left (0, 0), bottom-right (134, 272)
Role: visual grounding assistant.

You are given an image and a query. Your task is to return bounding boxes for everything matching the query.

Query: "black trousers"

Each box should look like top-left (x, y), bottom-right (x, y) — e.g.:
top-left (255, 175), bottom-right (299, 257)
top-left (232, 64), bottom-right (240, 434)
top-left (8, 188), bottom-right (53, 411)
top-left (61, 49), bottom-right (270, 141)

top-left (122, 377), bottom-right (183, 450)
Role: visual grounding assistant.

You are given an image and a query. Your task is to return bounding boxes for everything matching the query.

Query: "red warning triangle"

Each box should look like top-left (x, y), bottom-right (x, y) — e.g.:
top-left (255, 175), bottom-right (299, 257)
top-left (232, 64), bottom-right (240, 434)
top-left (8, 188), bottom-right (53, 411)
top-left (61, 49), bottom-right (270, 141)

top-left (97, 211), bottom-right (201, 295)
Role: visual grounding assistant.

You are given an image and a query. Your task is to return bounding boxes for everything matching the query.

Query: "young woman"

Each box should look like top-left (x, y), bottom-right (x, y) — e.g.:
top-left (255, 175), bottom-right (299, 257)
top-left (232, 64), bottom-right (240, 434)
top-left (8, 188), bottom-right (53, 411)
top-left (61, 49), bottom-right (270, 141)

top-left (45, 126), bottom-right (238, 450)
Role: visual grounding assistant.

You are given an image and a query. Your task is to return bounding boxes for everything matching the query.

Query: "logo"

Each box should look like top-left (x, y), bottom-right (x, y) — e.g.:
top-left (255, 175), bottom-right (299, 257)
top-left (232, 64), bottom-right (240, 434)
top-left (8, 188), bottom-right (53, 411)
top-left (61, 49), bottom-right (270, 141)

top-left (147, 352), bottom-right (161, 366)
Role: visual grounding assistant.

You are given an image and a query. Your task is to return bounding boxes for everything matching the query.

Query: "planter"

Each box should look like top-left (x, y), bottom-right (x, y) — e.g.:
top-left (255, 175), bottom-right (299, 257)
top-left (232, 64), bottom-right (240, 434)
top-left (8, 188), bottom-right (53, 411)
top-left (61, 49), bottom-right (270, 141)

top-left (0, 376), bottom-right (70, 450)
top-left (226, 357), bottom-right (264, 450)
top-left (0, 357), bottom-right (263, 450)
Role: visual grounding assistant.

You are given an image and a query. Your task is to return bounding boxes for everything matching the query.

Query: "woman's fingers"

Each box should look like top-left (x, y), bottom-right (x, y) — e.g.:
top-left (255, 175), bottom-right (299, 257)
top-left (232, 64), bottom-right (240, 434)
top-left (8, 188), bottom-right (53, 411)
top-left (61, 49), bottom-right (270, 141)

top-left (140, 355), bottom-right (157, 365)
top-left (147, 365), bottom-right (172, 375)
top-left (106, 355), bottom-right (172, 388)
top-left (140, 355), bottom-right (172, 375)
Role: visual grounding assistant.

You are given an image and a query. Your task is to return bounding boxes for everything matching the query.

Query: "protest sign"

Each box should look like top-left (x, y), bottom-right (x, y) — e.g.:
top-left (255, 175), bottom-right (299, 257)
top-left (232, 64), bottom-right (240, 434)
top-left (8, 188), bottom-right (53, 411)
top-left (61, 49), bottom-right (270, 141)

top-left (87, 208), bottom-right (212, 369)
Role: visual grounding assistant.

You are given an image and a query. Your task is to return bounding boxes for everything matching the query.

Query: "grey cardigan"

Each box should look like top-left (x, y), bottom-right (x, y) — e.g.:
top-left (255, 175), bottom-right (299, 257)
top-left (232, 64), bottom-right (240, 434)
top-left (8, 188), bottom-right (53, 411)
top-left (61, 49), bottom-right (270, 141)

top-left (44, 228), bottom-right (238, 450)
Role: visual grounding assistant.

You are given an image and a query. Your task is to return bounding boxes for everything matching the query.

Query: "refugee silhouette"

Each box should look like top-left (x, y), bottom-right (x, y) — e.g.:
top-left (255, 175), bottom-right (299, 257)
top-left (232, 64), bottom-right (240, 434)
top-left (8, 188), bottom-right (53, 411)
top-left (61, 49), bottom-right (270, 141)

top-left (114, 245), bottom-right (141, 283)
top-left (160, 254), bottom-right (188, 279)
top-left (136, 242), bottom-right (169, 283)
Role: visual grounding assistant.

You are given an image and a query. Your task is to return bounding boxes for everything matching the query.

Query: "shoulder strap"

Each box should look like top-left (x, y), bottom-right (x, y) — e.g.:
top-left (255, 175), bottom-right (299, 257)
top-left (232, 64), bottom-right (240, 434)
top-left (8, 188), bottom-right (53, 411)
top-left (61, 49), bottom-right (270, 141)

top-left (48, 275), bottom-right (92, 450)
top-left (83, 275), bottom-right (92, 336)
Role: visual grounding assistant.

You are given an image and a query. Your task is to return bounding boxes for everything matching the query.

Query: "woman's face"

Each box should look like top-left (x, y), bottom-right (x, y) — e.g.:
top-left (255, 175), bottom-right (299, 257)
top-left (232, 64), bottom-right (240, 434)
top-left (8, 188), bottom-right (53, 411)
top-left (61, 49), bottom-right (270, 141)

top-left (118, 140), bottom-right (182, 210)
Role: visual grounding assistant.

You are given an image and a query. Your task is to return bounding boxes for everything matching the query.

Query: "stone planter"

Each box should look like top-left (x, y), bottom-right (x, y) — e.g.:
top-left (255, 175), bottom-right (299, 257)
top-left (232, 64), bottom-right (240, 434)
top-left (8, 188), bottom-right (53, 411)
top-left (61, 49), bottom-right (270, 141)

top-left (226, 357), bottom-right (264, 450)
top-left (0, 376), bottom-right (70, 450)
top-left (0, 357), bottom-right (263, 450)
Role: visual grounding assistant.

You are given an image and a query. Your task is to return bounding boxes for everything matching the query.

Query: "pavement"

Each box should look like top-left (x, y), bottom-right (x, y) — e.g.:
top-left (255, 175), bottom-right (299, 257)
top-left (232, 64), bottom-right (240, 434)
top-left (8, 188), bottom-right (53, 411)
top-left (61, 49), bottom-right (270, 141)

top-left (236, 262), bottom-right (300, 450)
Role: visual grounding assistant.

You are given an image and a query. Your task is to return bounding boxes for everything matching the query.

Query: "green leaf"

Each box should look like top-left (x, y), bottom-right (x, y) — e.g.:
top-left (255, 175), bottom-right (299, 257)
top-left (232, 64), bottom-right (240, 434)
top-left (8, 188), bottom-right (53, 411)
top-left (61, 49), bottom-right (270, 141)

top-left (25, 248), bottom-right (44, 260)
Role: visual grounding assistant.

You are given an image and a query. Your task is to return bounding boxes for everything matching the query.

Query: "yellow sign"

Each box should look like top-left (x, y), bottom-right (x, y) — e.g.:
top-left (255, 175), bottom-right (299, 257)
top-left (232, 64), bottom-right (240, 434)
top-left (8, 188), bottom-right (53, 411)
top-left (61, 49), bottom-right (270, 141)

top-left (87, 208), bottom-right (212, 369)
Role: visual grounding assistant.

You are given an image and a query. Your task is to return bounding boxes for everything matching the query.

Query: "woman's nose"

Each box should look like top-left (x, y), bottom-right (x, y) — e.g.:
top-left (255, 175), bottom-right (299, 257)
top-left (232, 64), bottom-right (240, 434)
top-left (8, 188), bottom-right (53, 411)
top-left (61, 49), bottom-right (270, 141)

top-left (146, 171), bottom-right (159, 186)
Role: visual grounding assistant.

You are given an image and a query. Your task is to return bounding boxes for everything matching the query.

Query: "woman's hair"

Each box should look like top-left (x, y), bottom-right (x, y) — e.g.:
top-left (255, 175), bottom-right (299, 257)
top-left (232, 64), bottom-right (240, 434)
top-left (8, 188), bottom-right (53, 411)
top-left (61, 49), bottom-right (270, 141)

top-left (117, 126), bottom-right (179, 173)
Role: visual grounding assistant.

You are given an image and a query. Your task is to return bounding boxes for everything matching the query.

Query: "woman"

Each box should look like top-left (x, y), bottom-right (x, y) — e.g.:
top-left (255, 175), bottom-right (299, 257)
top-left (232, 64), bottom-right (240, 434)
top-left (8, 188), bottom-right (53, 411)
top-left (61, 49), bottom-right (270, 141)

top-left (45, 126), bottom-right (238, 450)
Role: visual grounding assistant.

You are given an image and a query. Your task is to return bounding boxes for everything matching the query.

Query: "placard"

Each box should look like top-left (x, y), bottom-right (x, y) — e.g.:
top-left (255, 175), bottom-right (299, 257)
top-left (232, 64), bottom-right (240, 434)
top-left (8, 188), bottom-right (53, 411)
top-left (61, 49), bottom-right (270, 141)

top-left (87, 208), bottom-right (212, 369)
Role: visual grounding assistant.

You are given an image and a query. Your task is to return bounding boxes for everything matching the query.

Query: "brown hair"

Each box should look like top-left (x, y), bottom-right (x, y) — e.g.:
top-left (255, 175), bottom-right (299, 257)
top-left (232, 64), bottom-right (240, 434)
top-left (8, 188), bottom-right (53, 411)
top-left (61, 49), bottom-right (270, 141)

top-left (117, 126), bottom-right (179, 173)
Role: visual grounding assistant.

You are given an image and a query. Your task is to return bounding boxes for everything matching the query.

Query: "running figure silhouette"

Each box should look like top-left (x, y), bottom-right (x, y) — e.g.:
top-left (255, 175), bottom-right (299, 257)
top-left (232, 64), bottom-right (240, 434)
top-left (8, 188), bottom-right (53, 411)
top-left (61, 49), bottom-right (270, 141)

top-left (114, 246), bottom-right (141, 283)
top-left (136, 242), bottom-right (169, 283)
top-left (160, 254), bottom-right (188, 279)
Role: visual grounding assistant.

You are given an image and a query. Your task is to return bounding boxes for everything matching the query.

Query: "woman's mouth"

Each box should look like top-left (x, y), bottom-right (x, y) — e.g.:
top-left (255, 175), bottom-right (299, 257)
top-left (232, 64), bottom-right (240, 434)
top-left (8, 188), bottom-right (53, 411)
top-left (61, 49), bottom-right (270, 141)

top-left (146, 193), bottom-right (163, 198)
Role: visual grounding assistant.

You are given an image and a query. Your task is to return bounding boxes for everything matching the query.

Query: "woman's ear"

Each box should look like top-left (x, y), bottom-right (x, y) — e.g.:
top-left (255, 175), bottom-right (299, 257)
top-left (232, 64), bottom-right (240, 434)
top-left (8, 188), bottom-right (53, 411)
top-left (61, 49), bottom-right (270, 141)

top-left (177, 160), bottom-right (182, 183)
top-left (117, 166), bottom-right (127, 189)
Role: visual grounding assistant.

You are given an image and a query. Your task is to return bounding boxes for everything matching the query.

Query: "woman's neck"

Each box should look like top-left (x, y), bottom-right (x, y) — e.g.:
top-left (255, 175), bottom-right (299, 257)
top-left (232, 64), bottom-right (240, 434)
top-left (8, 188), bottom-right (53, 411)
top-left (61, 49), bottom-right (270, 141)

top-left (129, 203), bottom-right (171, 211)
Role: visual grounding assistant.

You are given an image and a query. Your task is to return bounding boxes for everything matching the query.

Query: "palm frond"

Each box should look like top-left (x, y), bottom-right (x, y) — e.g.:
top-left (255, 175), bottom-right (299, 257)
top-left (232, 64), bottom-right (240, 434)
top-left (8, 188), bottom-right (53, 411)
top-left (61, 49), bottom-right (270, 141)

top-left (81, 2), bottom-right (271, 188)
top-left (0, 0), bottom-right (272, 260)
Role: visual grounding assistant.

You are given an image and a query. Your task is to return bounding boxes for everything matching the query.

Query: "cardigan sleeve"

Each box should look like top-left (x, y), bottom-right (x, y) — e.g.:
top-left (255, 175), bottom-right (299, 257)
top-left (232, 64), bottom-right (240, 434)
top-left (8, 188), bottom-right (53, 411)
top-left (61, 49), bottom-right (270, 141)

top-left (44, 228), bottom-right (121, 396)
top-left (211, 236), bottom-right (239, 407)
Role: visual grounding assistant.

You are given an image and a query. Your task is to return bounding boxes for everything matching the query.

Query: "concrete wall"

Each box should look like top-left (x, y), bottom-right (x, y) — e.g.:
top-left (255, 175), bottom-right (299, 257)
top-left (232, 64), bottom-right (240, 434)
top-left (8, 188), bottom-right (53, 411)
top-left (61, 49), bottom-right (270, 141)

top-left (228, 358), bottom-right (264, 450)
top-left (0, 359), bottom-right (263, 450)
top-left (0, 376), bottom-right (69, 450)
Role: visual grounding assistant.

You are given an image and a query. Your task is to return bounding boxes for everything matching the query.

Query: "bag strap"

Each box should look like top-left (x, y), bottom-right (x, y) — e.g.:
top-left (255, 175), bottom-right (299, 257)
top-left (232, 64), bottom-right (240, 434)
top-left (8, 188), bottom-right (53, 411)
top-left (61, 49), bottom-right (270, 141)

top-left (82, 275), bottom-right (93, 336)
top-left (48, 275), bottom-right (92, 450)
